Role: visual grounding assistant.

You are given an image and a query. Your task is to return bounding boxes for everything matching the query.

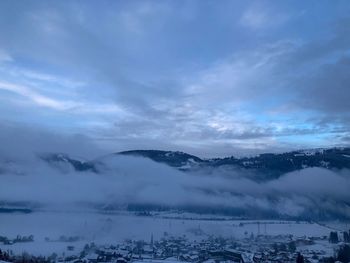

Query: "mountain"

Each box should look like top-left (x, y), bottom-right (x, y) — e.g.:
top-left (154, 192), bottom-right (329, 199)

top-left (208, 148), bottom-right (350, 180)
top-left (39, 153), bottom-right (97, 172)
top-left (118, 148), bottom-right (350, 180)
top-left (2, 147), bottom-right (350, 219)
top-left (118, 150), bottom-right (203, 169)
top-left (37, 148), bottom-right (350, 179)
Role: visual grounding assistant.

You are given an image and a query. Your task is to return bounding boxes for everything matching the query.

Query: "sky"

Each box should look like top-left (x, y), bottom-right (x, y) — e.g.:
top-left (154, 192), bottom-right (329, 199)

top-left (0, 0), bottom-right (350, 157)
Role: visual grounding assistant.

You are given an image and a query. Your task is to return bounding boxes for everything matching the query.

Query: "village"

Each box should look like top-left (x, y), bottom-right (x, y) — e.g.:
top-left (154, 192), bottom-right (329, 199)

top-left (1, 228), bottom-right (350, 263)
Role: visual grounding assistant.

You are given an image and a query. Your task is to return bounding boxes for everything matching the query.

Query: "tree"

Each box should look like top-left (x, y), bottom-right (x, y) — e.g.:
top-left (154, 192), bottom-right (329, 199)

top-left (288, 241), bottom-right (296, 252)
top-left (296, 252), bottom-right (304, 263)
top-left (329, 231), bottom-right (339, 243)
top-left (337, 245), bottom-right (350, 263)
top-left (344, 231), bottom-right (350, 243)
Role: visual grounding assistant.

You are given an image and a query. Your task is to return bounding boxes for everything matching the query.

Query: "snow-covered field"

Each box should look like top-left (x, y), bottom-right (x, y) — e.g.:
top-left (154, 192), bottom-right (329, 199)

top-left (0, 211), bottom-right (342, 256)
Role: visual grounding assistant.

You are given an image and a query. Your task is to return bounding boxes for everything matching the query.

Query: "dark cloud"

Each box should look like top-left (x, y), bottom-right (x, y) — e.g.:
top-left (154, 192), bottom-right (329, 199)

top-left (0, 121), bottom-right (104, 160)
top-left (296, 56), bottom-right (350, 113)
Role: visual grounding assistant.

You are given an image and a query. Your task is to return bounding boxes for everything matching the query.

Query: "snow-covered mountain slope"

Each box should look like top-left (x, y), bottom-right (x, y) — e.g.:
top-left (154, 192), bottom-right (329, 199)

top-left (39, 153), bottom-right (97, 172)
top-left (2, 147), bottom-right (350, 179)
top-left (1, 148), bottom-right (350, 219)
top-left (117, 150), bottom-right (203, 170)
top-left (115, 148), bottom-right (350, 180)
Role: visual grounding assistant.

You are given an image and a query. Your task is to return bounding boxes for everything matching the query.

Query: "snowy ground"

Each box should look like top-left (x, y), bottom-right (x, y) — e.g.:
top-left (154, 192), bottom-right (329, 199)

top-left (0, 211), bottom-right (344, 256)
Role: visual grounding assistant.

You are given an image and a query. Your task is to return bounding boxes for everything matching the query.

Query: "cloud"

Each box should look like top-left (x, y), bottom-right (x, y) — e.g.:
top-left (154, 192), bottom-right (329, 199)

top-left (239, 3), bottom-right (289, 30)
top-left (0, 81), bottom-right (77, 110)
top-left (0, 123), bottom-right (349, 219)
top-left (0, 72), bottom-right (130, 117)
top-left (0, 122), bottom-right (104, 160)
top-left (0, 49), bottom-right (12, 62)
top-left (1, 149), bottom-right (350, 219)
top-left (0, 1), bottom-right (349, 155)
top-left (296, 55), bottom-right (350, 114)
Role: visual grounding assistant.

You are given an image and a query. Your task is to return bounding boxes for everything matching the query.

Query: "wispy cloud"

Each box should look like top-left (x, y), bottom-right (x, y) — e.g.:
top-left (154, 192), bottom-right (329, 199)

top-left (239, 3), bottom-right (289, 30)
top-left (0, 81), bottom-right (76, 110)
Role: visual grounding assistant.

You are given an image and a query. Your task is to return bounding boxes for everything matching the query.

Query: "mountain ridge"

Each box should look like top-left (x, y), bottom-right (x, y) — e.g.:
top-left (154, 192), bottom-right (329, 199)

top-left (2, 147), bottom-right (350, 219)
top-left (117, 147), bottom-right (350, 179)
top-left (34, 147), bottom-right (350, 180)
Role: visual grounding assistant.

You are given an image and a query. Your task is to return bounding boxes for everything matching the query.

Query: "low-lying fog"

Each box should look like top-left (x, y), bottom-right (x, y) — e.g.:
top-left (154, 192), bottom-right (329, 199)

top-left (1, 124), bottom-right (350, 219)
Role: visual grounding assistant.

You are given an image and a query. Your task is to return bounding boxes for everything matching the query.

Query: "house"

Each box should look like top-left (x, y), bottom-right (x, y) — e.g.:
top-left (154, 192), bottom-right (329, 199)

top-left (85, 253), bottom-right (99, 263)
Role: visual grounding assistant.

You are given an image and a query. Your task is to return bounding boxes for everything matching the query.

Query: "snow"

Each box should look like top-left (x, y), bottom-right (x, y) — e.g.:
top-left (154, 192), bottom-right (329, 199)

top-left (297, 148), bottom-right (326, 156)
top-left (320, 160), bottom-right (330, 167)
top-left (133, 259), bottom-right (184, 263)
top-left (298, 241), bottom-right (336, 257)
top-left (0, 211), bottom-right (339, 256)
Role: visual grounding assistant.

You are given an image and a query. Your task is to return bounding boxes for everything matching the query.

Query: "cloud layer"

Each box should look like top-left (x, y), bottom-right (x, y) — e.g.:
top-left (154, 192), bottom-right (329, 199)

top-left (0, 1), bottom-right (350, 156)
top-left (0, 125), bottom-right (349, 220)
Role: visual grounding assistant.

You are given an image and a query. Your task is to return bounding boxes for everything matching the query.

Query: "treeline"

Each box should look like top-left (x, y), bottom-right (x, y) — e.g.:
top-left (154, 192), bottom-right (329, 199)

top-left (0, 235), bottom-right (34, 245)
top-left (0, 249), bottom-right (50, 263)
top-left (329, 230), bottom-right (350, 243)
top-left (321, 245), bottom-right (350, 263)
